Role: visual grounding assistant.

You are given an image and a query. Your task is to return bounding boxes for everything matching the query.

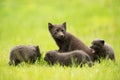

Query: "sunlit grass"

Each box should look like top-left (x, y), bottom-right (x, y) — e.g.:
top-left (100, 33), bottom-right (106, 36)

top-left (0, 0), bottom-right (120, 80)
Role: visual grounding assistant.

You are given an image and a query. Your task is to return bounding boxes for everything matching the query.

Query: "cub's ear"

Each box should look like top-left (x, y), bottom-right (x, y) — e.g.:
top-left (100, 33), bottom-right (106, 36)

top-left (35, 45), bottom-right (39, 49)
top-left (48, 22), bottom-right (53, 30)
top-left (100, 40), bottom-right (105, 45)
top-left (35, 45), bottom-right (41, 57)
top-left (63, 22), bottom-right (66, 30)
top-left (35, 45), bottom-right (40, 52)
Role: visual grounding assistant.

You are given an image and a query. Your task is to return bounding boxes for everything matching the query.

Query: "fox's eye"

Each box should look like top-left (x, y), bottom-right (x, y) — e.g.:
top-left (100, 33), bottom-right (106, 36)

top-left (61, 29), bottom-right (64, 32)
top-left (92, 43), bottom-right (95, 46)
top-left (56, 29), bottom-right (59, 32)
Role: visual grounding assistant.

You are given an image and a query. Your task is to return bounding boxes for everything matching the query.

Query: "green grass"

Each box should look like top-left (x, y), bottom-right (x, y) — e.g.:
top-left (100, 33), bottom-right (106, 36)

top-left (0, 0), bottom-right (120, 80)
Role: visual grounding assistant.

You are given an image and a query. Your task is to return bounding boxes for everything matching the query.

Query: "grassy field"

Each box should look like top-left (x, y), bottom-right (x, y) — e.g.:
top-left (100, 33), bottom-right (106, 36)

top-left (0, 0), bottom-right (120, 80)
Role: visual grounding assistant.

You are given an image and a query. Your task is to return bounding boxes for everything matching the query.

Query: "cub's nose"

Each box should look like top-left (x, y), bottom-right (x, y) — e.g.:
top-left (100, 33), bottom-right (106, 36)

top-left (44, 57), bottom-right (47, 61)
top-left (60, 34), bottom-right (64, 38)
top-left (90, 46), bottom-right (93, 48)
top-left (58, 32), bottom-right (64, 38)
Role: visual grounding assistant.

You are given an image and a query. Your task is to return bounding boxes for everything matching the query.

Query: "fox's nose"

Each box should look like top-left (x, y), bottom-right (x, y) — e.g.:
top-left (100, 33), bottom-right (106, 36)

top-left (90, 46), bottom-right (92, 48)
top-left (60, 34), bottom-right (64, 38)
top-left (59, 32), bottom-right (64, 38)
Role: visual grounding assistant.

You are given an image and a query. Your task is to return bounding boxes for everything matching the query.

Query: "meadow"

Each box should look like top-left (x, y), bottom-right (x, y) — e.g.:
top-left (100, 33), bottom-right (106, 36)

top-left (0, 0), bottom-right (120, 80)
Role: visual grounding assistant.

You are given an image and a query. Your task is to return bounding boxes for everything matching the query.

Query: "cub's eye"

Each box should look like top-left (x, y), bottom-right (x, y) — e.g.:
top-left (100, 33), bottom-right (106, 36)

top-left (61, 29), bottom-right (64, 32)
top-left (92, 43), bottom-right (96, 46)
top-left (56, 29), bottom-right (59, 32)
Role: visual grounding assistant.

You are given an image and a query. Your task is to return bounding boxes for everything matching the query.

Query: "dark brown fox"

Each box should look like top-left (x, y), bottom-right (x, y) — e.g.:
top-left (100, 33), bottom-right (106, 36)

top-left (44, 50), bottom-right (93, 67)
top-left (9, 45), bottom-right (41, 66)
top-left (48, 22), bottom-right (94, 60)
top-left (90, 39), bottom-right (115, 62)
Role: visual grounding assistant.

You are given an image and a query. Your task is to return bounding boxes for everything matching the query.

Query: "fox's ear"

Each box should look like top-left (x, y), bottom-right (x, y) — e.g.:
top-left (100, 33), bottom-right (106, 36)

top-left (35, 45), bottom-right (40, 51)
top-left (48, 22), bottom-right (53, 30)
top-left (63, 22), bottom-right (66, 30)
top-left (100, 40), bottom-right (105, 45)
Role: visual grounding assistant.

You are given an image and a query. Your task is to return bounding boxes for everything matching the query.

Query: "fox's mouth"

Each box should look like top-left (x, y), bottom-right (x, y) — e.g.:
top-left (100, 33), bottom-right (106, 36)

top-left (55, 35), bottom-right (65, 40)
top-left (58, 36), bottom-right (65, 39)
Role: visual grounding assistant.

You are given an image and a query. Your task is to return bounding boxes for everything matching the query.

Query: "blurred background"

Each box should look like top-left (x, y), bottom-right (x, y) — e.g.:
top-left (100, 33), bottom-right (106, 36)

top-left (0, 0), bottom-right (120, 61)
top-left (0, 0), bottom-right (120, 80)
